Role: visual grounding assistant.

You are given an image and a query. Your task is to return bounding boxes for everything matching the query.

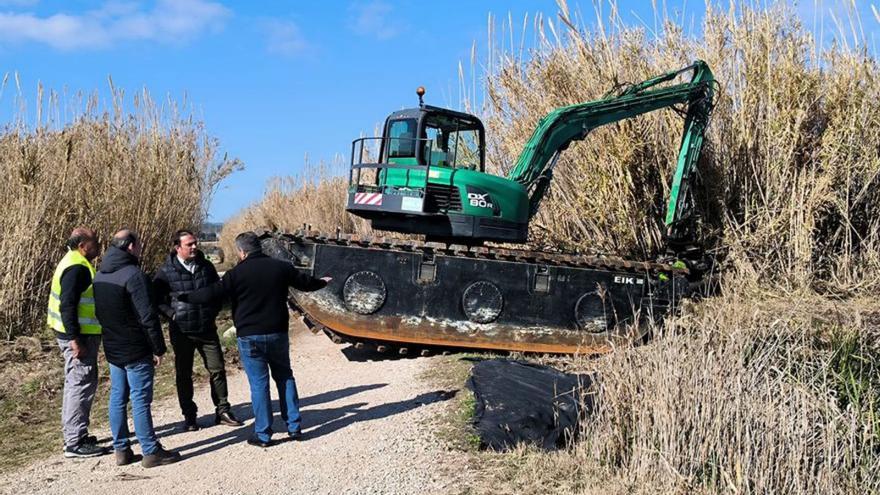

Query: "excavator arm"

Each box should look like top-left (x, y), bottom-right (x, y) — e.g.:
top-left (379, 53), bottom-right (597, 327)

top-left (508, 60), bottom-right (715, 245)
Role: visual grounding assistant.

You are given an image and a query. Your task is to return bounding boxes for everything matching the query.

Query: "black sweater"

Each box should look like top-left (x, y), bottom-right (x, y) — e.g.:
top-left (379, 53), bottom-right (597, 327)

top-left (182, 252), bottom-right (325, 337)
top-left (57, 264), bottom-right (93, 340)
top-left (93, 246), bottom-right (167, 366)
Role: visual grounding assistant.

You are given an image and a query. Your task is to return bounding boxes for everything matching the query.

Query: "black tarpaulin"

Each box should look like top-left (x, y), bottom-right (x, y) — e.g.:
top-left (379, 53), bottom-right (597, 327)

top-left (466, 359), bottom-right (592, 451)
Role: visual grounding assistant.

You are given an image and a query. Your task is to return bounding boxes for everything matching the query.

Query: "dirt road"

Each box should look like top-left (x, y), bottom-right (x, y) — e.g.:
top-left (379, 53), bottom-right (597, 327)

top-left (1, 323), bottom-right (467, 494)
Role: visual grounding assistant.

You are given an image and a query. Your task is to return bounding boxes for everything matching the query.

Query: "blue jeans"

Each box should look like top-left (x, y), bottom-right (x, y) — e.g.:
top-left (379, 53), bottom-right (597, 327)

top-left (108, 357), bottom-right (159, 455)
top-left (237, 332), bottom-right (301, 442)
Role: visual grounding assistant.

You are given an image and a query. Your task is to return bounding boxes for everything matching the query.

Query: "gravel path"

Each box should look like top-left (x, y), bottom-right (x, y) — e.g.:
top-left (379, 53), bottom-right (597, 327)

top-left (1, 323), bottom-right (467, 494)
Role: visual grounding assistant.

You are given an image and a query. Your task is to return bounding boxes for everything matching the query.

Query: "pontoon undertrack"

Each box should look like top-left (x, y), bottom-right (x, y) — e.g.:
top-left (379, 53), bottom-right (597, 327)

top-left (261, 230), bottom-right (690, 355)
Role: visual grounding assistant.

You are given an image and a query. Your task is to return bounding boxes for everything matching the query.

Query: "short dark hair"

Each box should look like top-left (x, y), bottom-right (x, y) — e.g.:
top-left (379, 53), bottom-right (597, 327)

top-left (173, 229), bottom-right (196, 247)
top-left (111, 229), bottom-right (138, 251)
top-left (234, 232), bottom-right (261, 255)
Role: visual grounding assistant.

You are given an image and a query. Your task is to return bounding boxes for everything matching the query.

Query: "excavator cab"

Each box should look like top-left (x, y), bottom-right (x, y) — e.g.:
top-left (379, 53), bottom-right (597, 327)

top-left (347, 97), bottom-right (530, 243)
top-left (347, 60), bottom-right (713, 251)
top-left (381, 106), bottom-right (485, 170)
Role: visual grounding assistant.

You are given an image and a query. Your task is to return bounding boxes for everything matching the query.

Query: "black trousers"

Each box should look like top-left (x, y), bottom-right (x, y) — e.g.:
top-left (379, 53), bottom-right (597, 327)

top-left (170, 330), bottom-right (230, 418)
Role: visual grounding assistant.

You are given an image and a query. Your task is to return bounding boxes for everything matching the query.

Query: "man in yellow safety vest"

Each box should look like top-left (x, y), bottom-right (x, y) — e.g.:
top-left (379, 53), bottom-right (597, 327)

top-left (48, 227), bottom-right (109, 458)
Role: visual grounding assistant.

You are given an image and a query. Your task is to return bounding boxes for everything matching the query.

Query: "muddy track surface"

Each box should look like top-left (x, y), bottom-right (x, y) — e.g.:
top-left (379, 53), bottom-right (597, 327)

top-left (1, 323), bottom-right (468, 495)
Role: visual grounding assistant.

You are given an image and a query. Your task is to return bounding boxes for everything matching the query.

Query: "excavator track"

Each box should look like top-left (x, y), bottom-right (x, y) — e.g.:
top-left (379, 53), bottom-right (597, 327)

top-left (262, 229), bottom-right (691, 355)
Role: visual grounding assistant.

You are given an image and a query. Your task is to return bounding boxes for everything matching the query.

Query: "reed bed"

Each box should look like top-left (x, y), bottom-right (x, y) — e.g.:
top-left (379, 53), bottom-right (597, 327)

top-left (0, 82), bottom-right (238, 340)
top-left (580, 292), bottom-right (880, 493)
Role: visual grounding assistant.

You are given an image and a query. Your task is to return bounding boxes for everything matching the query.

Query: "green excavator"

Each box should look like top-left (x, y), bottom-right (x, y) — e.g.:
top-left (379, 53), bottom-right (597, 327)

top-left (263, 60), bottom-right (715, 354)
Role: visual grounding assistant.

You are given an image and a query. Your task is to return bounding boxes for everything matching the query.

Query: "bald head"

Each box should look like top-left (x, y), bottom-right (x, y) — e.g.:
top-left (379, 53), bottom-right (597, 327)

top-left (110, 229), bottom-right (142, 258)
top-left (70, 227), bottom-right (95, 242)
top-left (67, 227), bottom-right (99, 261)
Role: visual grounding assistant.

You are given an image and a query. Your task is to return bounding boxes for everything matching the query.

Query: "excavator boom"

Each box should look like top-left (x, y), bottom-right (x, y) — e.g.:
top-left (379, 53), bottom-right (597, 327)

top-left (509, 61), bottom-right (715, 243)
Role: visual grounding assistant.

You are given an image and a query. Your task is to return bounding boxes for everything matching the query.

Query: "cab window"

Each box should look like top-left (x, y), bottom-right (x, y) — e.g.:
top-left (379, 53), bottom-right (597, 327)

top-left (423, 115), bottom-right (482, 170)
top-left (387, 118), bottom-right (417, 158)
top-left (447, 128), bottom-right (480, 169)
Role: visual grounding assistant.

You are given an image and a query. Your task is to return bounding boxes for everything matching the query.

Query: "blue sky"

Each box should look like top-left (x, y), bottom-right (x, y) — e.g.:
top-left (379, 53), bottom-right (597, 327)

top-left (0, 1), bottom-right (876, 221)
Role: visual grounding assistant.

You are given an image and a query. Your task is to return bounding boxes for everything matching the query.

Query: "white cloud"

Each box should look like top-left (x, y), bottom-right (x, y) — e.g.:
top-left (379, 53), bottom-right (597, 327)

top-left (348, 1), bottom-right (401, 40)
top-left (0, 0), bottom-right (230, 50)
top-left (264, 19), bottom-right (308, 57)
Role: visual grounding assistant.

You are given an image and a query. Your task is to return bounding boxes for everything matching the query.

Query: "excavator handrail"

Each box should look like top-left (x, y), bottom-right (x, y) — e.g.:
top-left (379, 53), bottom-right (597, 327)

top-left (348, 136), bottom-right (444, 203)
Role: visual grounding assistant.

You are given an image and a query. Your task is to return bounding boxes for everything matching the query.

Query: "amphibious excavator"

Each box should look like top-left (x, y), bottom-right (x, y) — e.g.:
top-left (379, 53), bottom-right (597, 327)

top-left (262, 60), bottom-right (715, 354)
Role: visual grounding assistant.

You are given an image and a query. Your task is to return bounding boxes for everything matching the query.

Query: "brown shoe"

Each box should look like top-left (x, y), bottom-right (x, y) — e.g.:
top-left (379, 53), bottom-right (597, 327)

top-left (215, 411), bottom-right (244, 427)
top-left (141, 446), bottom-right (181, 468)
top-left (115, 447), bottom-right (141, 466)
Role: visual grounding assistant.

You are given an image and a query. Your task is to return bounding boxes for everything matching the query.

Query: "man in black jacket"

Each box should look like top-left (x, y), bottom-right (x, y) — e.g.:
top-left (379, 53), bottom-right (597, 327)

top-left (179, 231), bottom-right (329, 447)
top-left (93, 229), bottom-right (180, 468)
top-left (154, 230), bottom-right (242, 431)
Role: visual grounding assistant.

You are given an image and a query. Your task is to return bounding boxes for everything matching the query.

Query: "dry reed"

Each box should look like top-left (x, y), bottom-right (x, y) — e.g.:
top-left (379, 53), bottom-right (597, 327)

top-left (579, 293), bottom-right (880, 493)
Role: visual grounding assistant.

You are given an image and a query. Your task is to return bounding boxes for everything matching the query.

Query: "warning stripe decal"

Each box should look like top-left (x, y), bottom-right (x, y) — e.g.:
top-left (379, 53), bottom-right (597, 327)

top-left (353, 193), bottom-right (383, 206)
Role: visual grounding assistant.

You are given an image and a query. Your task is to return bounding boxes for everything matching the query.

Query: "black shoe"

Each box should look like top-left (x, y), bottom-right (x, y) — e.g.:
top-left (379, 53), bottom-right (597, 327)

top-left (183, 416), bottom-right (200, 432)
top-left (215, 411), bottom-right (244, 427)
top-left (141, 446), bottom-right (181, 468)
top-left (246, 437), bottom-right (274, 448)
top-left (64, 442), bottom-right (109, 458)
top-left (82, 435), bottom-right (99, 445)
top-left (288, 429), bottom-right (303, 441)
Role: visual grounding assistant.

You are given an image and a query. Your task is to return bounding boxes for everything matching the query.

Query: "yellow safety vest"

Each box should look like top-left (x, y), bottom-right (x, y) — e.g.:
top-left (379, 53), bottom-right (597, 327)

top-left (47, 249), bottom-right (101, 335)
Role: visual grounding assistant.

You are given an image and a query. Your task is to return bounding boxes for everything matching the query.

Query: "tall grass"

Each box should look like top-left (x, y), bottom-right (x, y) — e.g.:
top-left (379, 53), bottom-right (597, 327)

top-left (594, 294), bottom-right (880, 493)
top-left (0, 80), bottom-right (239, 340)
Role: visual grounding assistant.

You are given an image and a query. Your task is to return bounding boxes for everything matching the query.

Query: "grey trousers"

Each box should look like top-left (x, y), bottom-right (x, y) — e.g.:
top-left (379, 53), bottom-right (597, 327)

top-left (56, 335), bottom-right (100, 448)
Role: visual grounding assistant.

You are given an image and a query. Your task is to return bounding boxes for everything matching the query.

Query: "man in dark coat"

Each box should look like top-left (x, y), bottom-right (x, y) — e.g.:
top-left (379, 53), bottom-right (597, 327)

top-left (178, 232), bottom-right (329, 447)
top-left (153, 230), bottom-right (242, 431)
top-left (93, 229), bottom-right (180, 468)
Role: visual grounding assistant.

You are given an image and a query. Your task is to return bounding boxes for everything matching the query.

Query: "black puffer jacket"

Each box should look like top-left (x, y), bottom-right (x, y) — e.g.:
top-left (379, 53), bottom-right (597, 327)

top-left (153, 251), bottom-right (221, 335)
top-left (93, 246), bottom-right (166, 366)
